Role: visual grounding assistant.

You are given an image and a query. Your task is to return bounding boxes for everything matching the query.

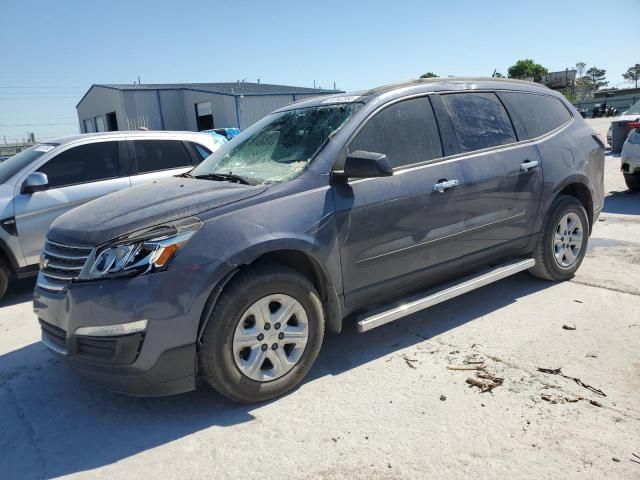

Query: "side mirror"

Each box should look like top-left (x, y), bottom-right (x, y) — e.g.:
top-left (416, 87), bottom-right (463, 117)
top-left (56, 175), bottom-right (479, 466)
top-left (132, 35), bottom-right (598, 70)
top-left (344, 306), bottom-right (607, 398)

top-left (336, 150), bottom-right (393, 179)
top-left (21, 172), bottom-right (49, 194)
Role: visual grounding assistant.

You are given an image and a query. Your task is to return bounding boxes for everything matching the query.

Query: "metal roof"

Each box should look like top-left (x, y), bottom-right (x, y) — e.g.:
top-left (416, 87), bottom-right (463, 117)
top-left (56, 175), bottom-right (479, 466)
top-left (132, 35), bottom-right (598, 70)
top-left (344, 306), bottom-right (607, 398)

top-left (77, 82), bottom-right (342, 107)
top-left (97, 82), bottom-right (339, 95)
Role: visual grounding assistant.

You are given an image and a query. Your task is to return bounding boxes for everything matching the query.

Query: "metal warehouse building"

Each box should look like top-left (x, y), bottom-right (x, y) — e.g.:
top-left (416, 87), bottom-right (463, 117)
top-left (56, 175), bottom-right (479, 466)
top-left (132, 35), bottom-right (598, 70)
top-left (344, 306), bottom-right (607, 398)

top-left (76, 82), bottom-right (342, 133)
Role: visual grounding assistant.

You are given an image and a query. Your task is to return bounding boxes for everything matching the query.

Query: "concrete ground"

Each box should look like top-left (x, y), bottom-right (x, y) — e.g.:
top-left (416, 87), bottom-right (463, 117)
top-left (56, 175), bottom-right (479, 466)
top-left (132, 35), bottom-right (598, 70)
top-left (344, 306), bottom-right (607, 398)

top-left (1, 118), bottom-right (639, 479)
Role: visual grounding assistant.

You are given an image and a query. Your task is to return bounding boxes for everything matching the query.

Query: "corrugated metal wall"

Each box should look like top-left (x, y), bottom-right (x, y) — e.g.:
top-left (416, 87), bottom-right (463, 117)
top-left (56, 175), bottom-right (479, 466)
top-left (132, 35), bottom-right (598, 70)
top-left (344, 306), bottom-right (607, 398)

top-left (181, 90), bottom-right (238, 130)
top-left (76, 86), bottom-right (127, 133)
top-left (77, 88), bottom-right (335, 133)
top-left (123, 91), bottom-right (163, 130)
top-left (158, 90), bottom-right (187, 130)
top-left (237, 95), bottom-right (295, 129)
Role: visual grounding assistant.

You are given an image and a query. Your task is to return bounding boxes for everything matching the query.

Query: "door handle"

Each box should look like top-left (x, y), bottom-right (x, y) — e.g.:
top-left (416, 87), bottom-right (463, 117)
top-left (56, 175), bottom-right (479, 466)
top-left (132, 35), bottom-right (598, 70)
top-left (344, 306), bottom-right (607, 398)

top-left (433, 179), bottom-right (459, 193)
top-left (520, 160), bottom-right (540, 172)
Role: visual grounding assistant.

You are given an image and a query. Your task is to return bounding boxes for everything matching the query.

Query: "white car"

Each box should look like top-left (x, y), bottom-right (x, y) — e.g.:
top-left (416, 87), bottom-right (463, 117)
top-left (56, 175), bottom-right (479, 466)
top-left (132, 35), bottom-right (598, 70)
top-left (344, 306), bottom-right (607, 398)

top-left (622, 123), bottom-right (640, 191)
top-left (608, 100), bottom-right (640, 150)
top-left (0, 130), bottom-right (220, 297)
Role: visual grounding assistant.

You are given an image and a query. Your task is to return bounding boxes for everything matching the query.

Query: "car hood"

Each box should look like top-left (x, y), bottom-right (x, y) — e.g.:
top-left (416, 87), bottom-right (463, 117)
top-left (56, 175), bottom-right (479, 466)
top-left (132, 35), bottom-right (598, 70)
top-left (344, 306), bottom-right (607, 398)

top-left (48, 177), bottom-right (268, 246)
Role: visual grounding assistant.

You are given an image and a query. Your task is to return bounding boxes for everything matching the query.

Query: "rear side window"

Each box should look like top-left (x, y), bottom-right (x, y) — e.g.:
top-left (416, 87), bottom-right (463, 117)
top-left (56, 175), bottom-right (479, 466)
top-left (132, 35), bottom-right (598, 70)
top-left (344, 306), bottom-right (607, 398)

top-left (439, 93), bottom-right (517, 153)
top-left (349, 97), bottom-right (442, 168)
top-left (189, 142), bottom-right (212, 162)
top-left (133, 140), bottom-right (192, 173)
top-left (499, 92), bottom-right (572, 139)
top-left (38, 142), bottom-right (119, 188)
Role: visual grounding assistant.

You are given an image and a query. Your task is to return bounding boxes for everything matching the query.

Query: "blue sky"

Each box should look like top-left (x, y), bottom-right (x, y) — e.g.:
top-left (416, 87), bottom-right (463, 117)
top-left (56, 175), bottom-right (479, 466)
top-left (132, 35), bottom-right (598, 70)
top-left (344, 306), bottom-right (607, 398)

top-left (1, 0), bottom-right (637, 143)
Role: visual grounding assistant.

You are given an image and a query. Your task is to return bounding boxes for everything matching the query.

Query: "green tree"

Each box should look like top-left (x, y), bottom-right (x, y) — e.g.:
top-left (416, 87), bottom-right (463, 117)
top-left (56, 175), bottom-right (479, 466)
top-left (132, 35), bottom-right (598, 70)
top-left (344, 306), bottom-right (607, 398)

top-left (585, 67), bottom-right (608, 90)
top-left (622, 64), bottom-right (640, 88)
top-left (507, 59), bottom-right (548, 82)
top-left (492, 72), bottom-right (505, 78)
top-left (575, 62), bottom-right (586, 78)
top-left (420, 72), bottom-right (438, 78)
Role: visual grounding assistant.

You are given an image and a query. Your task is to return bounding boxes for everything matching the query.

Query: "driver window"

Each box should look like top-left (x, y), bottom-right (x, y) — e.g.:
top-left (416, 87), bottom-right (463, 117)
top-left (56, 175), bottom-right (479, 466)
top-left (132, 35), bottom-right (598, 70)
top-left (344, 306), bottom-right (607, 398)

top-left (349, 97), bottom-right (443, 169)
top-left (37, 142), bottom-right (119, 188)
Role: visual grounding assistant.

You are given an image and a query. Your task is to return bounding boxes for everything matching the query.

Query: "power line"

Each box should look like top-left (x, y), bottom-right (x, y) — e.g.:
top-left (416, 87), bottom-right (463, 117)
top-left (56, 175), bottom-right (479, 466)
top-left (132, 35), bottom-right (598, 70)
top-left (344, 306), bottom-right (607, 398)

top-left (0, 122), bottom-right (77, 126)
top-left (0, 86), bottom-right (86, 89)
top-left (0, 96), bottom-right (79, 100)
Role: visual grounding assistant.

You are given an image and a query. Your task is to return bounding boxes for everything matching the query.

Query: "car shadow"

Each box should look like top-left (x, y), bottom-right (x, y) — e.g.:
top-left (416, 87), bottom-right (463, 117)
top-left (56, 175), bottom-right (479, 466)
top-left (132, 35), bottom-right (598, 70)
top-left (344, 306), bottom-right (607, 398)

top-left (0, 272), bottom-right (553, 478)
top-left (602, 189), bottom-right (640, 215)
top-left (0, 276), bottom-right (36, 307)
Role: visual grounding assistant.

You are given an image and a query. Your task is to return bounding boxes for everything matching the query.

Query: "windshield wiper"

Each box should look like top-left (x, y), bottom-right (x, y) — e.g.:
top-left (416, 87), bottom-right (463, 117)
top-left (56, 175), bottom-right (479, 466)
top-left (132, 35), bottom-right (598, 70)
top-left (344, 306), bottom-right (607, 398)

top-left (180, 172), bottom-right (195, 178)
top-left (193, 173), bottom-right (253, 185)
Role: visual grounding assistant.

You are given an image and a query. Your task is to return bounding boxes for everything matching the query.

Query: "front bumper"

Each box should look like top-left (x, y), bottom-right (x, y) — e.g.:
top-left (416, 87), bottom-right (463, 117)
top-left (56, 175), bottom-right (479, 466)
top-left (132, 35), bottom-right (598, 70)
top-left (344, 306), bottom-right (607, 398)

top-left (33, 259), bottom-right (228, 396)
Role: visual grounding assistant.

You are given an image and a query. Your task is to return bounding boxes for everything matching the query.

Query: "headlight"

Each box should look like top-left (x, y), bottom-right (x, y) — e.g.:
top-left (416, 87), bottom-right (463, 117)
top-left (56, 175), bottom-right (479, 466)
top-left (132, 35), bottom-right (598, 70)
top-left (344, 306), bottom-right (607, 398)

top-left (79, 217), bottom-right (203, 280)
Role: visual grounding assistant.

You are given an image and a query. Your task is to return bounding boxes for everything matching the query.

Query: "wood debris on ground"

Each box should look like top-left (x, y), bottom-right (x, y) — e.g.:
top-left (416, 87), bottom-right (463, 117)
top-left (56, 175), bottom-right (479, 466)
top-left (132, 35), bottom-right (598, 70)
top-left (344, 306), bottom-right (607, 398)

top-left (537, 367), bottom-right (606, 397)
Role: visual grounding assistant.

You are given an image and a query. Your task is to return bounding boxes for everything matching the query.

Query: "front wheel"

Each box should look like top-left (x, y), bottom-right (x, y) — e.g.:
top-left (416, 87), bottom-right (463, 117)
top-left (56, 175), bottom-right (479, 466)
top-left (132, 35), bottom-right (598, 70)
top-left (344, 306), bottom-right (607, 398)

top-left (529, 195), bottom-right (589, 281)
top-left (624, 173), bottom-right (640, 192)
top-left (199, 264), bottom-right (325, 403)
top-left (0, 259), bottom-right (10, 300)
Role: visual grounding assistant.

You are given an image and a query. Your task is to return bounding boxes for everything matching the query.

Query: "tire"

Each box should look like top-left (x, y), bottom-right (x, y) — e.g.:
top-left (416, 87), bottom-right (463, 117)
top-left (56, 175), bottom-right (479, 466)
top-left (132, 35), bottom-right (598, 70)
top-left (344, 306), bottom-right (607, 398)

top-left (199, 264), bottom-right (325, 403)
top-left (624, 173), bottom-right (640, 192)
top-left (529, 195), bottom-right (589, 281)
top-left (0, 259), bottom-right (10, 300)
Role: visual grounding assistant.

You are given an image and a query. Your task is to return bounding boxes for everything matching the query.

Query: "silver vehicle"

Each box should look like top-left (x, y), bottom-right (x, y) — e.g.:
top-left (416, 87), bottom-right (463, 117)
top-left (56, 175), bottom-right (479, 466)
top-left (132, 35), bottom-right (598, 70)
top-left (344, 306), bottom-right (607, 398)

top-left (0, 131), bottom-right (221, 298)
top-left (621, 122), bottom-right (640, 191)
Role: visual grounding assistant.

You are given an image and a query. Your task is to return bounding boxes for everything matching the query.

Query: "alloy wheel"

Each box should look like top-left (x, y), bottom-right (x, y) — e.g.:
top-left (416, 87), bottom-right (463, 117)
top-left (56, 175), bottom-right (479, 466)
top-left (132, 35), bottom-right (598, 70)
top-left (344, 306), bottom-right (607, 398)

top-left (552, 212), bottom-right (584, 268)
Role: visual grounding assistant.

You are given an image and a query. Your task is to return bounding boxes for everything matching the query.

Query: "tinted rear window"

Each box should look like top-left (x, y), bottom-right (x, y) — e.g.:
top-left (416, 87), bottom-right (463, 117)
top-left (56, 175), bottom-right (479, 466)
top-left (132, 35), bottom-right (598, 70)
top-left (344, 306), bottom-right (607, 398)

top-left (133, 140), bottom-right (192, 173)
top-left (439, 93), bottom-right (517, 153)
top-left (499, 92), bottom-right (572, 139)
top-left (349, 97), bottom-right (442, 168)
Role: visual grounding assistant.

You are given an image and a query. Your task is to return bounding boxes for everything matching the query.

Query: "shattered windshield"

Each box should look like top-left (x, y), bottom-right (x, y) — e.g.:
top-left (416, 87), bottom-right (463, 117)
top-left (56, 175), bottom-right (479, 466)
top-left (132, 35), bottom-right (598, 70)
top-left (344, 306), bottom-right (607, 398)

top-left (191, 103), bottom-right (359, 185)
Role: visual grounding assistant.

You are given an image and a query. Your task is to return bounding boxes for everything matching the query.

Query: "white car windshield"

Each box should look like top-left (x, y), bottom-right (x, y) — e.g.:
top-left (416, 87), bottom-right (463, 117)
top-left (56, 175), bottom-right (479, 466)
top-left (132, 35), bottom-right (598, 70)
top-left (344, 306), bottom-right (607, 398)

top-left (190, 104), bottom-right (360, 185)
top-left (0, 143), bottom-right (58, 184)
top-left (625, 101), bottom-right (640, 116)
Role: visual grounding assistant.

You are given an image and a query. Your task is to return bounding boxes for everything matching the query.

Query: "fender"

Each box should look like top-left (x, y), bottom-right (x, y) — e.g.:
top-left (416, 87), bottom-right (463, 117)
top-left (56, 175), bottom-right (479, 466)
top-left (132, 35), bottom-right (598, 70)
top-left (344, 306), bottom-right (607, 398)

top-left (535, 173), bottom-right (595, 234)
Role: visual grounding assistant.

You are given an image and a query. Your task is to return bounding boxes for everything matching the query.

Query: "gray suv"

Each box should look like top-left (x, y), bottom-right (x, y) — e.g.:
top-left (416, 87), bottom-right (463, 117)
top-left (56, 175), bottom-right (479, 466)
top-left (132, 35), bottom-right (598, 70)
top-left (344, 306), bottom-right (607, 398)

top-left (34, 78), bottom-right (604, 403)
top-left (0, 131), bottom-right (220, 297)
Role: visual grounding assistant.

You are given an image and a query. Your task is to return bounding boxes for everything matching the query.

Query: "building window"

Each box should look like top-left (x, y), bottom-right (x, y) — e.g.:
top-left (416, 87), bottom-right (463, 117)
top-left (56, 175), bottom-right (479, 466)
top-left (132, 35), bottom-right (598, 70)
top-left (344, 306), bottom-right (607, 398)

top-left (106, 112), bottom-right (118, 131)
top-left (95, 116), bottom-right (106, 132)
top-left (195, 101), bottom-right (214, 130)
top-left (83, 119), bottom-right (95, 133)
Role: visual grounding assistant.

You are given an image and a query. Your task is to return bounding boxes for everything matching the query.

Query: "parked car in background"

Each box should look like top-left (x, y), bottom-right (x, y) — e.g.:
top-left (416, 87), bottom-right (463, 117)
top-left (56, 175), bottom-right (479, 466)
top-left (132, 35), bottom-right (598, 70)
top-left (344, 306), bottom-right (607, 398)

top-left (608, 100), bottom-right (640, 152)
top-left (34, 78), bottom-right (604, 403)
top-left (0, 131), bottom-right (221, 298)
top-left (621, 122), bottom-right (640, 191)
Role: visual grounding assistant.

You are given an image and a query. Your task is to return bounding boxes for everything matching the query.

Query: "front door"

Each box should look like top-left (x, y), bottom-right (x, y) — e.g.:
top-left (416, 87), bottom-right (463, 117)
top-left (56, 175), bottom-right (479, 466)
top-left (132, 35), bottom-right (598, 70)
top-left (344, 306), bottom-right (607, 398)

top-left (334, 96), bottom-right (472, 307)
top-left (14, 140), bottom-right (130, 263)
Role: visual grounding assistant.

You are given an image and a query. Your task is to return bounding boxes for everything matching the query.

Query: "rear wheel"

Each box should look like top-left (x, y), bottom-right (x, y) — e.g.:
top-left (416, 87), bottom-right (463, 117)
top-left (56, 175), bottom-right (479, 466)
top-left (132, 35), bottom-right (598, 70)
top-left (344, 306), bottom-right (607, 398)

top-left (529, 195), bottom-right (589, 281)
top-left (199, 264), bottom-right (324, 403)
top-left (624, 173), bottom-right (640, 192)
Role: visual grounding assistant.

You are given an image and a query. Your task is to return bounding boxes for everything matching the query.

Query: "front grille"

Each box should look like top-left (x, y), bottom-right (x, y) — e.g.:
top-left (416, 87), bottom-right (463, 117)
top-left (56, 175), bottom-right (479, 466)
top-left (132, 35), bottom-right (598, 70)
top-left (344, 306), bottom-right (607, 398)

top-left (37, 239), bottom-right (93, 292)
top-left (40, 319), bottom-right (67, 352)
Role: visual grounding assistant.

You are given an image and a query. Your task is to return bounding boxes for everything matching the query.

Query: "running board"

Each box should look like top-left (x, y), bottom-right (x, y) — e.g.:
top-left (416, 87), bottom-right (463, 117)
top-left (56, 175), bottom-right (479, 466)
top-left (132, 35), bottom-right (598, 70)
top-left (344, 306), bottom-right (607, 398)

top-left (356, 258), bottom-right (535, 333)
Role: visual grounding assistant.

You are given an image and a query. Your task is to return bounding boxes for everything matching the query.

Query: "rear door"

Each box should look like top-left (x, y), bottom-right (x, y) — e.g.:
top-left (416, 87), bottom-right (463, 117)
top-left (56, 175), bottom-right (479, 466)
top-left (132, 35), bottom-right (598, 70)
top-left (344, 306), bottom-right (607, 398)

top-left (13, 140), bottom-right (130, 263)
top-left (431, 92), bottom-right (544, 252)
top-left (129, 138), bottom-right (197, 186)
